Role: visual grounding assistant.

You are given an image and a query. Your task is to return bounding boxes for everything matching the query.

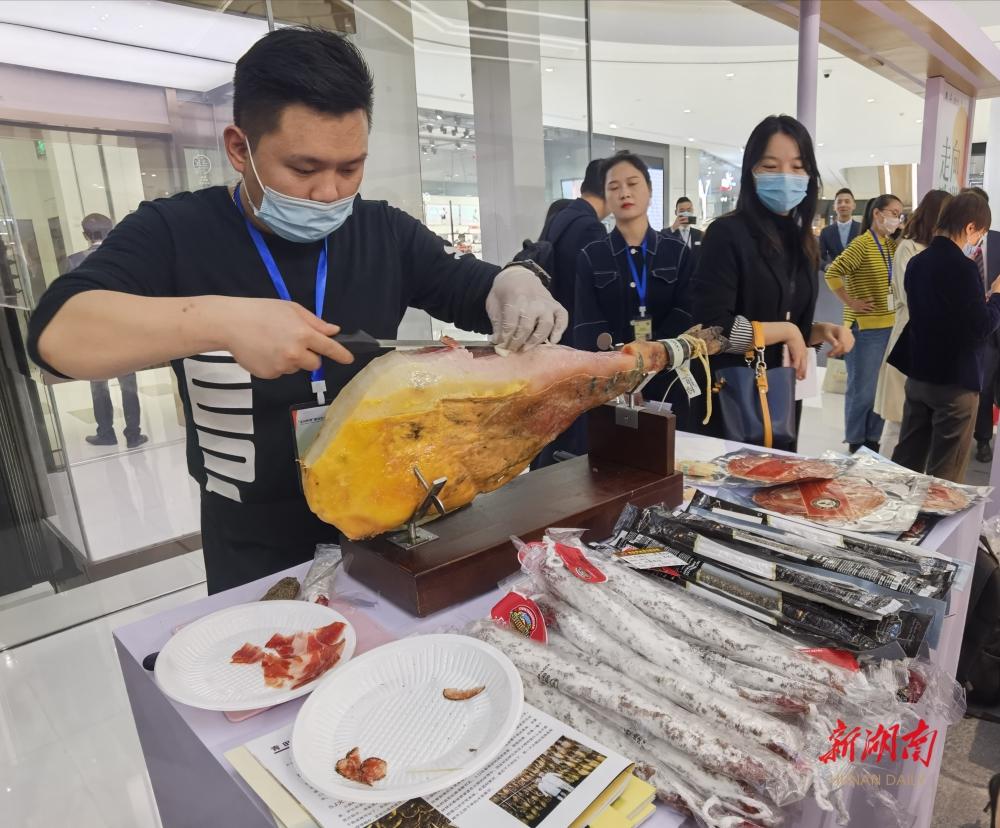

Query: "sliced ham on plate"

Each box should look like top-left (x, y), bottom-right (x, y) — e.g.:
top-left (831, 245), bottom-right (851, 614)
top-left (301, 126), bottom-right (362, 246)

top-left (231, 620), bottom-right (348, 690)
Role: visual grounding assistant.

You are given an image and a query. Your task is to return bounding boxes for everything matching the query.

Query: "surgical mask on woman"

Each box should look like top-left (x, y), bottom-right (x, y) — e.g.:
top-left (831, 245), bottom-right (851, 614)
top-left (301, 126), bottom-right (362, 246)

top-left (880, 214), bottom-right (902, 234)
top-left (753, 172), bottom-right (809, 214)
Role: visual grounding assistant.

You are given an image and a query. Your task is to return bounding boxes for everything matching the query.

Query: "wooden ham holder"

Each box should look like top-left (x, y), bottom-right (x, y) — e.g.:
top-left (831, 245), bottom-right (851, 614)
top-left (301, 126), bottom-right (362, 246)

top-left (342, 402), bottom-right (683, 617)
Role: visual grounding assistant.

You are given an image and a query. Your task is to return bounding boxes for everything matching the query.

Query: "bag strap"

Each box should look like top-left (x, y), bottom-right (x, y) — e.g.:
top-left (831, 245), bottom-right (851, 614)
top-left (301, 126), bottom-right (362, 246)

top-left (746, 321), bottom-right (773, 448)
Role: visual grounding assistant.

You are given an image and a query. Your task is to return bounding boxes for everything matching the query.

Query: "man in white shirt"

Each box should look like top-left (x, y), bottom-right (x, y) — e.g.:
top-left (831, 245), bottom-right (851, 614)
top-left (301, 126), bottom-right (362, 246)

top-left (819, 188), bottom-right (861, 267)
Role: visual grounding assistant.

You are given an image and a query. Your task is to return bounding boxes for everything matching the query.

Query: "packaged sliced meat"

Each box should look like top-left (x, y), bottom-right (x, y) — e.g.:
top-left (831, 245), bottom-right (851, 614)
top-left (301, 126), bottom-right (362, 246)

top-left (718, 450), bottom-right (845, 487)
top-left (748, 476), bottom-right (923, 534)
top-left (688, 490), bottom-right (959, 582)
top-left (830, 446), bottom-right (990, 517)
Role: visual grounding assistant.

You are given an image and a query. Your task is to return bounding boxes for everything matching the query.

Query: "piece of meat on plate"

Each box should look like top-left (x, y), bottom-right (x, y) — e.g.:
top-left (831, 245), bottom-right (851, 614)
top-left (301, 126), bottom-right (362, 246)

top-left (230, 643), bottom-right (265, 664)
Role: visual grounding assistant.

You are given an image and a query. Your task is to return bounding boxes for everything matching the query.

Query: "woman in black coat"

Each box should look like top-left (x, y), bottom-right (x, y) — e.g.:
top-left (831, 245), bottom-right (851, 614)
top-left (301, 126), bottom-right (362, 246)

top-left (889, 192), bottom-right (1000, 482)
top-left (689, 115), bottom-right (853, 447)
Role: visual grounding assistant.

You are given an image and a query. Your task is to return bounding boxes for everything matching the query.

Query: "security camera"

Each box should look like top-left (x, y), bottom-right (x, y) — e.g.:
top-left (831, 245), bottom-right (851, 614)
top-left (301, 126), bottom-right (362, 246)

top-left (823, 69), bottom-right (832, 79)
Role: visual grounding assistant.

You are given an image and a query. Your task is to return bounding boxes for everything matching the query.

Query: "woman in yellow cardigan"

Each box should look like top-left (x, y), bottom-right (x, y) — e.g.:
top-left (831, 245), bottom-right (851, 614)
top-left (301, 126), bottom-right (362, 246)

top-left (824, 193), bottom-right (903, 452)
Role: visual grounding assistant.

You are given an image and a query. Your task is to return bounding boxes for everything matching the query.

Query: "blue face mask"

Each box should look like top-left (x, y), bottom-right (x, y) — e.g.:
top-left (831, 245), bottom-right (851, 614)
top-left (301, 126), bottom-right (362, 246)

top-left (753, 172), bottom-right (809, 215)
top-left (244, 144), bottom-right (355, 242)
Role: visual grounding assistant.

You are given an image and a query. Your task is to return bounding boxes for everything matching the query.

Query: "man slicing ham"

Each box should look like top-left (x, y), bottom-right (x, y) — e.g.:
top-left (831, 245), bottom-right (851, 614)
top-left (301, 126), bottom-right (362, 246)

top-left (25, 28), bottom-right (695, 594)
top-left (26, 27), bottom-right (569, 593)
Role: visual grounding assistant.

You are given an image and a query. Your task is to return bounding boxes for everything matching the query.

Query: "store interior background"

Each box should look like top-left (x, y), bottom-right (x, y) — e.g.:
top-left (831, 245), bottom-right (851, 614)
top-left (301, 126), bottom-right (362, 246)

top-left (0, 0), bottom-right (998, 643)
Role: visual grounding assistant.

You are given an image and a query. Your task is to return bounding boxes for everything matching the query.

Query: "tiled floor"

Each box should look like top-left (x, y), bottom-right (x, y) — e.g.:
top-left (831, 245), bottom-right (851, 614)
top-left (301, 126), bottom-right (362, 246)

top-left (0, 583), bottom-right (207, 827)
top-left (2, 387), bottom-right (998, 827)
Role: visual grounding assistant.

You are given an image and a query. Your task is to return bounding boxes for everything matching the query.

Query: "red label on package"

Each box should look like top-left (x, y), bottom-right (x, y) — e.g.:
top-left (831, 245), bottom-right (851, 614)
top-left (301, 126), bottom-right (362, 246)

top-left (554, 542), bottom-right (607, 583)
top-left (491, 592), bottom-right (548, 643)
top-left (802, 647), bottom-right (860, 672)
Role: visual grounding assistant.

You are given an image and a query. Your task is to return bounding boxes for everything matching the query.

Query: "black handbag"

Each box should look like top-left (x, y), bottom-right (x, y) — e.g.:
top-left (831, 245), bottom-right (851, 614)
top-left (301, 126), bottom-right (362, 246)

top-left (713, 321), bottom-right (796, 448)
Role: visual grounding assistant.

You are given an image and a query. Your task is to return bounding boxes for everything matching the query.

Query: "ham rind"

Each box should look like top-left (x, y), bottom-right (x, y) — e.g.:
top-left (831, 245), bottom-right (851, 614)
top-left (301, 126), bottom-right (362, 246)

top-left (301, 340), bottom-right (669, 539)
top-left (231, 643), bottom-right (265, 664)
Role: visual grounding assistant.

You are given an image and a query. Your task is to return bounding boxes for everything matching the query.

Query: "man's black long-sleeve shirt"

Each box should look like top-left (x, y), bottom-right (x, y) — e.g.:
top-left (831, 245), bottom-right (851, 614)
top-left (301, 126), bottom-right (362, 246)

top-left (28, 186), bottom-right (499, 506)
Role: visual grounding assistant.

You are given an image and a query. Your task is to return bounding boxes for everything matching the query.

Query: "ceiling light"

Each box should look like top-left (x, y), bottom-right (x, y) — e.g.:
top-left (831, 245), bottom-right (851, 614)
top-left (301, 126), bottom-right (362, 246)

top-left (869, 154), bottom-right (875, 158)
top-left (151, 173), bottom-right (156, 177)
top-left (544, 67), bottom-right (554, 73)
top-left (915, 118), bottom-right (923, 124)
top-left (435, 111), bottom-right (443, 120)
top-left (725, 72), bottom-right (735, 78)
top-left (688, 137), bottom-right (695, 142)
top-left (866, 98), bottom-right (876, 103)
top-left (818, 142), bottom-right (825, 147)
top-left (609, 123), bottom-right (618, 129)
top-left (683, 109), bottom-right (691, 114)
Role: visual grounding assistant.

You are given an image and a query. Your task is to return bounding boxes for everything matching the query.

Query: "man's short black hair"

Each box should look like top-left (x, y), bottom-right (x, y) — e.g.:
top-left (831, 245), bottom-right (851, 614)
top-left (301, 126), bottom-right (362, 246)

top-left (581, 159), bottom-right (605, 198)
top-left (82, 213), bottom-right (113, 242)
top-left (233, 27), bottom-right (375, 146)
top-left (963, 186), bottom-right (989, 203)
top-left (676, 196), bottom-right (693, 208)
top-left (835, 188), bottom-right (855, 199)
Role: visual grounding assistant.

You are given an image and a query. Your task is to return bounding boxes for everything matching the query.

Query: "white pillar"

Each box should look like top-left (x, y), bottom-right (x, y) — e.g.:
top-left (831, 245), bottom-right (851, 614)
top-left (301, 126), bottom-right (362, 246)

top-left (985, 100), bottom-right (1000, 229)
top-left (796, 0), bottom-right (820, 138)
top-left (467, 0), bottom-right (546, 265)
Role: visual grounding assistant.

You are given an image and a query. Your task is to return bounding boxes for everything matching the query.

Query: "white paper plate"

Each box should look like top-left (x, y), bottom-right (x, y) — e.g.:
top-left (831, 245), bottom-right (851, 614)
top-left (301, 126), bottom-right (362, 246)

top-left (155, 601), bottom-right (356, 711)
top-left (291, 633), bottom-right (523, 803)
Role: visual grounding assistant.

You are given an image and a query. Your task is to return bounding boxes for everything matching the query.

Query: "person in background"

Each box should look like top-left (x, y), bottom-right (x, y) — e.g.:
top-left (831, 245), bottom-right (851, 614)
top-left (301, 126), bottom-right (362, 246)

top-left (873, 189), bottom-right (952, 459)
top-left (962, 187), bottom-right (1000, 463)
top-left (889, 193), bottom-right (1000, 482)
top-left (690, 114), bottom-right (853, 449)
top-left (538, 198), bottom-right (572, 240)
top-left (530, 159), bottom-right (608, 469)
top-left (819, 187), bottom-right (861, 267)
top-left (63, 213), bottom-right (148, 449)
top-left (541, 160), bottom-right (609, 342)
top-left (665, 196), bottom-right (704, 269)
top-left (825, 193), bottom-right (903, 453)
top-left (574, 151), bottom-right (692, 413)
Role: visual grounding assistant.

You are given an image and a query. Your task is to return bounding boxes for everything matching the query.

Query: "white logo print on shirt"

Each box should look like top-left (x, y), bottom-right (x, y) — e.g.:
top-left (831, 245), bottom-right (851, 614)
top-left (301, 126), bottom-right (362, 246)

top-left (183, 353), bottom-right (254, 502)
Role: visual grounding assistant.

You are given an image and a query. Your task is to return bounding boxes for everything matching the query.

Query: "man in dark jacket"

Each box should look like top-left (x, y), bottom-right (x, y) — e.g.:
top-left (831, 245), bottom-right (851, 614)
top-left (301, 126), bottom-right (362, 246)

top-left (964, 188), bottom-right (1000, 462)
top-left (664, 196), bottom-right (704, 270)
top-left (530, 159), bottom-right (608, 469)
top-left (542, 159), bottom-right (609, 342)
top-left (819, 187), bottom-right (861, 267)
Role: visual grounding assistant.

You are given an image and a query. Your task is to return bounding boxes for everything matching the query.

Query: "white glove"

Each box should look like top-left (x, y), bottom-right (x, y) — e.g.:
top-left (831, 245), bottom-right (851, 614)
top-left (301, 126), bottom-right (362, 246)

top-left (485, 265), bottom-right (568, 353)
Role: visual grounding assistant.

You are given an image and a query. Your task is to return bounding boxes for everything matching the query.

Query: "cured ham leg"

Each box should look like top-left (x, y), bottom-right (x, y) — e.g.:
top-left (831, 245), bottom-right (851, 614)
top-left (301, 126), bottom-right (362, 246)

top-left (302, 340), bottom-right (669, 539)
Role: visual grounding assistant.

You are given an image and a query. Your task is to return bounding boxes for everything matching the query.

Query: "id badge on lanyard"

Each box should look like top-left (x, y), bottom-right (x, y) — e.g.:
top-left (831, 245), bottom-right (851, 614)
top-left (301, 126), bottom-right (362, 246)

top-left (233, 184), bottom-right (330, 405)
top-left (627, 239), bottom-right (651, 341)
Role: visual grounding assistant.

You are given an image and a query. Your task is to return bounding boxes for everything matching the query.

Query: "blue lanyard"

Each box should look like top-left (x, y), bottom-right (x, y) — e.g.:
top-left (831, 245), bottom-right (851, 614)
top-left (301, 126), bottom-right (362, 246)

top-left (625, 238), bottom-right (649, 314)
top-left (233, 184), bottom-right (329, 402)
top-left (870, 230), bottom-right (892, 285)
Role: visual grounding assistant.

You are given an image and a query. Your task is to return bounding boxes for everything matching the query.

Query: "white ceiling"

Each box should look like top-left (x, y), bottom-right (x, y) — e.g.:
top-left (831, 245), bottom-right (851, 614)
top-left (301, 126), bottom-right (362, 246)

top-left (0, 0), bottom-right (997, 188)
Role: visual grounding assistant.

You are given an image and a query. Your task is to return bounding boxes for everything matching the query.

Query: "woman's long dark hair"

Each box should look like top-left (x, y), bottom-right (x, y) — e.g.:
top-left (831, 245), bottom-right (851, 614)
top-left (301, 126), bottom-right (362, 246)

top-left (903, 189), bottom-right (951, 246)
top-left (861, 193), bottom-right (902, 236)
top-left (735, 115), bottom-right (820, 267)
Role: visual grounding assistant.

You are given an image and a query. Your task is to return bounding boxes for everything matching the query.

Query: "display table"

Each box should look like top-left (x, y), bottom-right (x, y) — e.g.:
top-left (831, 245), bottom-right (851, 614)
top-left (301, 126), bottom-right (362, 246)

top-left (114, 434), bottom-right (983, 828)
